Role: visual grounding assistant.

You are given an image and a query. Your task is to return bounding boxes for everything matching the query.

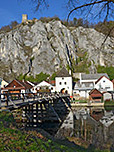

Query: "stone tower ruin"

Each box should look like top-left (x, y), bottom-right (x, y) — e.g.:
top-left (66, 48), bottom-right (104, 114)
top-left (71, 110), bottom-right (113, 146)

top-left (22, 14), bottom-right (28, 23)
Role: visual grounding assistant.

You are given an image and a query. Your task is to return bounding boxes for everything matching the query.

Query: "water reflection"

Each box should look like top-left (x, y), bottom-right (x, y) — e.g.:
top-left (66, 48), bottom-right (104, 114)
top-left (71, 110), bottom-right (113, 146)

top-left (73, 107), bottom-right (114, 150)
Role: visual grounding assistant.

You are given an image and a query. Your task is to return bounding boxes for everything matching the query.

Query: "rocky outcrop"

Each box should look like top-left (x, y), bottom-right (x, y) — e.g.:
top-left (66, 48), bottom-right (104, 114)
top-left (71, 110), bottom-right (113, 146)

top-left (0, 20), bottom-right (77, 79)
top-left (72, 26), bottom-right (114, 67)
top-left (0, 19), bottom-right (113, 80)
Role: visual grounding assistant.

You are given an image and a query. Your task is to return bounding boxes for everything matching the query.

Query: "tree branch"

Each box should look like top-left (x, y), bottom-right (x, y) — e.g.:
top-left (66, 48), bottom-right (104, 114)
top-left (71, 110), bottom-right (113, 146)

top-left (67, 0), bottom-right (114, 22)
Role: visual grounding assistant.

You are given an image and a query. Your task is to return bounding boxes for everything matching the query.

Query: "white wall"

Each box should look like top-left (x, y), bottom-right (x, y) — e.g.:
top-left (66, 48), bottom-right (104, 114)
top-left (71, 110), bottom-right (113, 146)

top-left (55, 77), bottom-right (72, 95)
top-left (21, 89), bottom-right (25, 93)
top-left (95, 77), bottom-right (113, 92)
top-left (103, 93), bottom-right (112, 101)
top-left (31, 81), bottom-right (55, 93)
top-left (1, 80), bottom-right (8, 88)
top-left (73, 89), bottom-right (90, 99)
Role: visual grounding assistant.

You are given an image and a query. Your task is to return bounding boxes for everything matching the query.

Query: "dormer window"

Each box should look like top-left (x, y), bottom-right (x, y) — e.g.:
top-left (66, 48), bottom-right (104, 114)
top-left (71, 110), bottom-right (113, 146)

top-left (103, 80), bottom-right (105, 83)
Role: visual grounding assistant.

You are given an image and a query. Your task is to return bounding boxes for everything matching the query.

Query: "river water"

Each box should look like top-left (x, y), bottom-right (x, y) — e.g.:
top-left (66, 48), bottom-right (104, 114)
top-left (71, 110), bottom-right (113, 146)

top-left (73, 107), bottom-right (114, 150)
top-left (14, 105), bottom-right (114, 150)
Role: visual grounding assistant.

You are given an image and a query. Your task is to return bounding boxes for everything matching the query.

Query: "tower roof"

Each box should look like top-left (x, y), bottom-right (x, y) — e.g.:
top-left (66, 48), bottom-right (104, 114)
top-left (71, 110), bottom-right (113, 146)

top-left (56, 67), bottom-right (71, 77)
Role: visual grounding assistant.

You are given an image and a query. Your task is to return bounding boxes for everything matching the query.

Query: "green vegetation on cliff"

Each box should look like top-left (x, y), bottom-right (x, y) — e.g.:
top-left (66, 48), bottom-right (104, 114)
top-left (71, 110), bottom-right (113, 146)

top-left (18, 72), bottom-right (50, 83)
top-left (97, 65), bottom-right (114, 80)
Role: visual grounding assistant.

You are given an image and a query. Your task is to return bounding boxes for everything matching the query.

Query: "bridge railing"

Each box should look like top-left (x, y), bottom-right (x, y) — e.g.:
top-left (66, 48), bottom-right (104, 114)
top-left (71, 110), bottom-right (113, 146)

top-left (0, 92), bottom-right (70, 108)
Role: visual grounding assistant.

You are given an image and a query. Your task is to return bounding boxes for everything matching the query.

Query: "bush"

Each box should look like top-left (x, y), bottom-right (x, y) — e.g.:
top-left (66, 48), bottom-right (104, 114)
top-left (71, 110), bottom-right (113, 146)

top-left (97, 65), bottom-right (114, 80)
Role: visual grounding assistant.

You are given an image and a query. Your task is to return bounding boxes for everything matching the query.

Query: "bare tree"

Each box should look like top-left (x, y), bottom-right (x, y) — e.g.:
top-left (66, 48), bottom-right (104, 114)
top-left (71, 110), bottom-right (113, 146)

top-left (26, 0), bottom-right (114, 22)
top-left (67, 0), bottom-right (114, 22)
top-left (27, 0), bottom-right (114, 42)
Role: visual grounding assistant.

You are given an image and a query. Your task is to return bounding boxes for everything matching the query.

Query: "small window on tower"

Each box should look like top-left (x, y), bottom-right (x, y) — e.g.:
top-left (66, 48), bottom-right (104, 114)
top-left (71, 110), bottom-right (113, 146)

top-left (59, 82), bottom-right (62, 85)
top-left (64, 82), bottom-right (67, 85)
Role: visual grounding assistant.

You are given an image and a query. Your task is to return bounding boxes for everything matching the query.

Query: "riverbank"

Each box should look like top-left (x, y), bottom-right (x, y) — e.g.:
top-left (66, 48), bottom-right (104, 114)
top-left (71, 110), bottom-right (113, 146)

top-left (0, 111), bottom-right (110, 152)
top-left (71, 102), bottom-right (104, 107)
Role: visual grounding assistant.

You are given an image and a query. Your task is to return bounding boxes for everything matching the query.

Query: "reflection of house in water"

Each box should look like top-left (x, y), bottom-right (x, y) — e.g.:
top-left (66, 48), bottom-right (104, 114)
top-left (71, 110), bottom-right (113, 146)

top-left (90, 108), bottom-right (104, 121)
top-left (100, 110), bottom-right (114, 127)
top-left (74, 108), bottom-right (114, 150)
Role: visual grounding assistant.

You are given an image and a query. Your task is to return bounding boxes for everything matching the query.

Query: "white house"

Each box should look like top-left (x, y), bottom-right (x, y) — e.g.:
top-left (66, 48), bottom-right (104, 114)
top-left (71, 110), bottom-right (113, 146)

top-left (103, 92), bottom-right (112, 101)
top-left (31, 81), bottom-right (55, 93)
top-left (80, 73), bottom-right (109, 86)
top-left (73, 73), bottom-right (109, 99)
top-left (1, 79), bottom-right (9, 89)
top-left (73, 82), bottom-right (93, 99)
top-left (95, 76), bottom-right (113, 92)
top-left (55, 68), bottom-right (72, 96)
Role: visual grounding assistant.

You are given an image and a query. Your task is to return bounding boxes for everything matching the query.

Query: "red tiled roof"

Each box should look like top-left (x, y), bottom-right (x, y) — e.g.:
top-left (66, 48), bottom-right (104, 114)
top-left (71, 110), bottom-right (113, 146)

top-left (17, 80), bottom-right (33, 89)
top-left (89, 88), bottom-right (102, 95)
top-left (4, 79), bottom-right (33, 90)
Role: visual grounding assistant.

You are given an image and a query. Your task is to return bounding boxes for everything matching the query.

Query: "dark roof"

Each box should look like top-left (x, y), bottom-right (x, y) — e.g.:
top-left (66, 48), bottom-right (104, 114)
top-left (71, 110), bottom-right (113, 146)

top-left (89, 88), bottom-right (102, 95)
top-left (95, 75), bottom-right (112, 84)
top-left (81, 73), bottom-right (109, 80)
top-left (17, 80), bottom-right (33, 89)
top-left (56, 67), bottom-right (71, 77)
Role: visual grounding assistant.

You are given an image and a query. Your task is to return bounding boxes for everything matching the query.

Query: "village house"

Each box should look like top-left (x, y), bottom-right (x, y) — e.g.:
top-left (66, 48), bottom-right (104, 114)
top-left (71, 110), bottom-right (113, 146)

top-left (95, 75), bottom-right (113, 92)
top-left (0, 79), bottom-right (9, 90)
top-left (89, 88), bottom-right (103, 103)
top-left (55, 67), bottom-right (72, 96)
top-left (73, 73), bottom-right (109, 99)
top-left (31, 80), bottom-right (55, 93)
top-left (73, 82), bottom-right (93, 99)
top-left (112, 79), bottom-right (114, 89)
top-left (103, 92), bottom-right (112, 101)
top-left (2, 79), bottom-right (33, 94)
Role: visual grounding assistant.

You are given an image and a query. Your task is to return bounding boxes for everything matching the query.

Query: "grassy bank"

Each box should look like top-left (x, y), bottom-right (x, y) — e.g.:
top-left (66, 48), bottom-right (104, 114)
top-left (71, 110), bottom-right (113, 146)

top-left (0, 111), bottom-right (111, 152)
top-left (104, 101), bottom-right (114, 106)
top-left (72, 100), bottom-right (88, 103)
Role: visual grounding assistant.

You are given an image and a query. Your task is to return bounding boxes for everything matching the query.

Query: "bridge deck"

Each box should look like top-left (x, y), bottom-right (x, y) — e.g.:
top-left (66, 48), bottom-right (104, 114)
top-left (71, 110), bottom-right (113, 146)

top-left (0, 93), bottom-right (70, 110)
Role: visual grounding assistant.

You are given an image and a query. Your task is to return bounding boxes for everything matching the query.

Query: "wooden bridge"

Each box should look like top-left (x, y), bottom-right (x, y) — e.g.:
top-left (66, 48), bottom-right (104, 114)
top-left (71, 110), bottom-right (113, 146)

top-left (0, 92), bottom-right (73, 135)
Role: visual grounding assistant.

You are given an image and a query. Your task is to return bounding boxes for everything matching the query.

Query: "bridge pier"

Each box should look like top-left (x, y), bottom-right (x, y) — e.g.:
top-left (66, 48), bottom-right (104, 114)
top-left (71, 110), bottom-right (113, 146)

top-left (21, 95), bottom-right (71, 135)
top-left (0, 92), bottom-right (72, 136)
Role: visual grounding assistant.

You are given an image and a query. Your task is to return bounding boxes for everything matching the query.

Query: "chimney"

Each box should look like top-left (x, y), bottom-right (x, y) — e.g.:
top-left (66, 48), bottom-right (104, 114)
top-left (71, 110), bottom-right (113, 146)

top-left (69, 69), bottom-right (72, 75)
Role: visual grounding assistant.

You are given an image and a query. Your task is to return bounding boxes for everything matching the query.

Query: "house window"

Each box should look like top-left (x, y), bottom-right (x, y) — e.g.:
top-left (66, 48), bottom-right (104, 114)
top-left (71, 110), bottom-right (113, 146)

top-left (64, 82), bottom-right (67, 85)
top-left (51, 87), bottom-right (53, 90)
top-left (105, 87), bottom-right (110, 89)
top-left (59, 82), bottom-right (62, 85)
top-left (103, 80), bottom-right (105, 83)
top-left (62, 78), bottom-right (64, 80)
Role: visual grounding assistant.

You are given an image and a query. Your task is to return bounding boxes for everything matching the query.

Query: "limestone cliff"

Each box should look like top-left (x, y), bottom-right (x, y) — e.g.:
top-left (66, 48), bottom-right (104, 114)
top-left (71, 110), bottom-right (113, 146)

top-left (72, 27), bottom-right (114, 69)
top-left (0, 19), bottom-right (113, 80)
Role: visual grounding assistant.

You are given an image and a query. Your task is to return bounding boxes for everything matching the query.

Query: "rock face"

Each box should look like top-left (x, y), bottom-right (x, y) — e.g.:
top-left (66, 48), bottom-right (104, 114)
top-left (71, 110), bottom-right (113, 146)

top-left (72, 26), bottom-right (114, 67)
top-left (0, 19), bottom-right (114, 80)
top-left (0, 20), bottom-right (76, 79)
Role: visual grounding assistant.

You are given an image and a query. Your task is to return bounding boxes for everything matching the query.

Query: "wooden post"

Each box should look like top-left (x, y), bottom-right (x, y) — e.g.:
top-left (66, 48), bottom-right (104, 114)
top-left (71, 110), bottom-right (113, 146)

top-left (6, 93), bottom-right (9, 106)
